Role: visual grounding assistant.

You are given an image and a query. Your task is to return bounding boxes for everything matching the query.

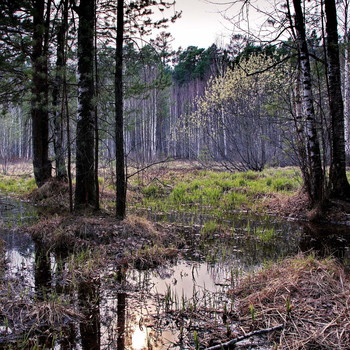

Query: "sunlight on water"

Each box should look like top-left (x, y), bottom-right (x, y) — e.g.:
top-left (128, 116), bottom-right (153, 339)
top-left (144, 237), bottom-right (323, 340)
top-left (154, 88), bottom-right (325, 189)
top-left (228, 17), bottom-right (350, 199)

top-left (131, 324), bottom-right (148, 350)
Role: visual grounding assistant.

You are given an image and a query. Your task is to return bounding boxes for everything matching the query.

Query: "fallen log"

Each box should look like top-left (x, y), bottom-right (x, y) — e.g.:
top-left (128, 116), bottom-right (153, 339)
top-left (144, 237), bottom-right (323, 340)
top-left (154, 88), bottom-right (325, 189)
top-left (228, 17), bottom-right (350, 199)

top-left (205, 324), bottom-right (284, 350)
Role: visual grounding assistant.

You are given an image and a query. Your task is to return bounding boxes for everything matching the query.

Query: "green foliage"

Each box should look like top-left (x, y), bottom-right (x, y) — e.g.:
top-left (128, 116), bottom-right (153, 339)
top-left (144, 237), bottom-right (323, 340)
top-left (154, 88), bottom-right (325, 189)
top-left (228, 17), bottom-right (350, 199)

top-left (233, 43), bottom-right (283, 65)
top-left (173, 45), bottom-right (219, 85)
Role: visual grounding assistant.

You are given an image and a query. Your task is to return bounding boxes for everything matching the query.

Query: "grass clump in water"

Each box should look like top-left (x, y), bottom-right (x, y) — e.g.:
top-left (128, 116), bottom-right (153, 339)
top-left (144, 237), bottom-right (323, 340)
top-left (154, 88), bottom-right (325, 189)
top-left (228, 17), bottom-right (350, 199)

top-left (254, 226), bottom-right (276, 242)
top-left (201, 220), bottom-right (220, 236)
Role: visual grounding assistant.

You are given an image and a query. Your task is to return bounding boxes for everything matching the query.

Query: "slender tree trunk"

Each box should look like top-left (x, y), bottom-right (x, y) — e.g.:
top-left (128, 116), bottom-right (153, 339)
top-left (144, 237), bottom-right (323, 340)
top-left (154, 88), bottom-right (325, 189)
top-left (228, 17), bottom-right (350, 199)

top-left (325, 0), bottom-right (350, 199)
top-left (52, 0), bottom-right (68, 181)
top-left (292, 0), bottom-right (324, 205)
top-left (94, 1), bottom-right (100, 210)
top-left (75, 0), bottom-right (97, 208)
top-left (342, 1), bottom-right (350, 155)
top-left (115, 0), bottom-right (126, 219)
top-left (65, 81), bottom-right (73, 213)
top-left (31, 0), bottom-right (52, 186)
top-left (293, 69), bottom-right (310, 192)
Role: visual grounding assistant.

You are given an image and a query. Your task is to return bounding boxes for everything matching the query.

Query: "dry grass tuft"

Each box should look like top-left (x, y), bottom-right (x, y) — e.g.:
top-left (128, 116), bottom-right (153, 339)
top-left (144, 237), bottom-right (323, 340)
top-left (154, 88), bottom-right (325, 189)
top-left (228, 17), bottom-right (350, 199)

top-left (262, 191), bottom-right (311, 219)
top-left (0, 284), bottom-right (82, 345)
top-left (29, 179), bottom-right (70, 212)
top-left (28, 216), bottom-right (77, 251)
top-left (229, 254), bottom-right (350, 349)
top-left (26, 213), bottom-right (178, 271)
top-left (123, 215), bottom-right (162, 239)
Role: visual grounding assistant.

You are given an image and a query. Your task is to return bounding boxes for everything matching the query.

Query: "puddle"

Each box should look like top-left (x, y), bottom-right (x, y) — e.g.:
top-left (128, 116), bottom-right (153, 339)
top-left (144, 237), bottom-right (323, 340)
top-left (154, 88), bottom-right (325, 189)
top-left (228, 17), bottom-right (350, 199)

top-left (0, 197), bottom-right (37, 284)
top-left (1, 198), bottom-right (350, 348)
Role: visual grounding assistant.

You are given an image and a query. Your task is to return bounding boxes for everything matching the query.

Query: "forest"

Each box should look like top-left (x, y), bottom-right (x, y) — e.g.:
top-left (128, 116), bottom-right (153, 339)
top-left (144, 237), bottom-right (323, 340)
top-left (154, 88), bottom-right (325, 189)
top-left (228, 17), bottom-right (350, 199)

top-left (0, 0), bottom-right (350, 349)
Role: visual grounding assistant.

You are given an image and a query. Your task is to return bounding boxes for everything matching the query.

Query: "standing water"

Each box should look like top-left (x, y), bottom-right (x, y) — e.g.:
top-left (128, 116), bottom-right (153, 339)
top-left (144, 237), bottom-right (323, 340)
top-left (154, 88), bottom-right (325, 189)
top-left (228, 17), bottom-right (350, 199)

top-left (1, 197), bottom-right (350, 349)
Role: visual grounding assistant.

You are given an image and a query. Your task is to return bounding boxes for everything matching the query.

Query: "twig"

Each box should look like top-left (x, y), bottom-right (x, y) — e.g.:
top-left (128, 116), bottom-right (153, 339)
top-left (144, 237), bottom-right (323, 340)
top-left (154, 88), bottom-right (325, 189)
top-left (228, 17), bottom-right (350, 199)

top-left (126, 157), bottom-right (174, 179)
top-left (205, 324), bottom-right (284, 350)
top-left (146, 177), bottom-right (172, 189)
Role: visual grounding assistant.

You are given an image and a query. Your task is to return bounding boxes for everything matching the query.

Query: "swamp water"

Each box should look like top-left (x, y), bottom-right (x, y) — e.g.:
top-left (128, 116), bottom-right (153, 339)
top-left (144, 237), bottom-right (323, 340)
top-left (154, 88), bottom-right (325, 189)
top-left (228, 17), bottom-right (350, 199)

top-left (1, 198), bottom-right (350, 349)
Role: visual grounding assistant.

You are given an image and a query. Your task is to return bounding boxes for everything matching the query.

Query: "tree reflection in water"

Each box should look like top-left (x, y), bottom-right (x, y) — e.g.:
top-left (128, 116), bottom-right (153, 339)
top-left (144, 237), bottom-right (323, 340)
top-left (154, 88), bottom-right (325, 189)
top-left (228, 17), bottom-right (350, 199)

top-left (79, 278), bottom-right (101, 350)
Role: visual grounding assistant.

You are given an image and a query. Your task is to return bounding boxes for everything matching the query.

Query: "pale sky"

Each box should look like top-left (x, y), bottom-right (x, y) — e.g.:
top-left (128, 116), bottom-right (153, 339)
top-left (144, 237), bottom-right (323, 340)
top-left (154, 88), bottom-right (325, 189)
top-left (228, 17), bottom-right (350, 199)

top-left (167, 0), bottom-right (232, 49)
top-left (162, 0), bottom-right (277, 50)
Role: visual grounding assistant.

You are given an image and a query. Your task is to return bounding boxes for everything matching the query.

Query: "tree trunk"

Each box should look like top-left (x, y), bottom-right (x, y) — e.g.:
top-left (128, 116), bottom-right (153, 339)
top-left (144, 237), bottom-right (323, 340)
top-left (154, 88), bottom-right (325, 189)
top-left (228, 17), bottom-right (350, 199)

top-left (52, 0), bottom-right (68, 181)
top-left (325, 0), bottom-right (350, 199)
top-left (31, 0), bottom-right (52, 186)
top-left (75, 0), bottom-right (97, 208)
top-left (292, 0), bottom-right (324, 205)
top-left (115, 0), bottom-right (126, 219)
top-left (293, 69), bottom-right (310, 192)
top-left (343, 1), bottom-right (350, 155)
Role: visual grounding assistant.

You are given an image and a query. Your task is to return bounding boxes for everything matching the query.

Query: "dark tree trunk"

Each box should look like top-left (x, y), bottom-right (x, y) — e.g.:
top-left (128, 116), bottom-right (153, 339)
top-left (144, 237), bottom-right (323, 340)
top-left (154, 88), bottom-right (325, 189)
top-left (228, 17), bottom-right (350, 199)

top-left (31, 0), bottom-right (52, 186)
top-left (325, 0), bottom-right (350, 199)
top-left (75, 0), bottom-right (97, 208)
top-left (115, 0), bottom-right (126, 219)
top-left (52, 0), bottom-right (68, 181)
top-left (292, 0), bottom-right (324, 205)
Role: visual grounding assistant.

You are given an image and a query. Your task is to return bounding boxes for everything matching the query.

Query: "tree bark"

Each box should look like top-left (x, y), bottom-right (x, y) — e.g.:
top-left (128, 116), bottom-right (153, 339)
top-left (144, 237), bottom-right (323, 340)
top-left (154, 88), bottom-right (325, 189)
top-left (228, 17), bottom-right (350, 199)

top-left (115, 0), bottom-right (126, 219)
top-left (75, 0), bottom-right (97, 208)
top-left (31, 0), bottom-right (52, 186)
top-left (52, 0), bottom-right (68, 181)
top-left (325, 0), bottom-right (350, 199)
top-left (292, 0), bottom-right (324, 205)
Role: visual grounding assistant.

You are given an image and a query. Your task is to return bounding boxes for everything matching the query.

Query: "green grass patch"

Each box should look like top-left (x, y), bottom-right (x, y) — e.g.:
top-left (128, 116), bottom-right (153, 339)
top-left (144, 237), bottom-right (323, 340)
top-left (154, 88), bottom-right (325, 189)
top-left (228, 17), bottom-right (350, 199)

top-left (132, 167), bottom-right (302, 217)
top-left (254, 226), bottom-right (276, 242)
top-left (141, 184), bottom-right (166, 199)
top-left (0, 175), bottom-right (36, 195)
top-left (201, 220), bottom-right (220, 236)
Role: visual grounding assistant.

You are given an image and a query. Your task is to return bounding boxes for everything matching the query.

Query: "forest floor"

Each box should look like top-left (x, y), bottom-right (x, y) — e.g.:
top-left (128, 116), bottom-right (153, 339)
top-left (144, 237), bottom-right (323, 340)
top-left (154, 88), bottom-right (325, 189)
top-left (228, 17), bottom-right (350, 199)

top-left (0, 161), bottom-right (350, 348)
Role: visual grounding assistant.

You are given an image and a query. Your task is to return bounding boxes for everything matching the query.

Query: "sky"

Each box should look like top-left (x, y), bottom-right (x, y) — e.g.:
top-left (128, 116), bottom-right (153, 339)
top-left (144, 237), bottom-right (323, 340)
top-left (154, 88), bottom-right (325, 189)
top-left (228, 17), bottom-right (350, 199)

top-left (161, 0), bottom-right (277, 50)
top-left (166, 0), bottom-right (233, 50)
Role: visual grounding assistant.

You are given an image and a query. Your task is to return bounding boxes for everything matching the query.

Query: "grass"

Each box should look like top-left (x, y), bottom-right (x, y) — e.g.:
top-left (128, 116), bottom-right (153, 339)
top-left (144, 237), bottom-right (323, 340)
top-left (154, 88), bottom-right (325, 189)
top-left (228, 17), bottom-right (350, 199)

top-left (131, 167), bottom-right (302, 217)
top-left (0, 174), bottom-right (36, 195)
top-left (0, 161), bottom-right (302, 218)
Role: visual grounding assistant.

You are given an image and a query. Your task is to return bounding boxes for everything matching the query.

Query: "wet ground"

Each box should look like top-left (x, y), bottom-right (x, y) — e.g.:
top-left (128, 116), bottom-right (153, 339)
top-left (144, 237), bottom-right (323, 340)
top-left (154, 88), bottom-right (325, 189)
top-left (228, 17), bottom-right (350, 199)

top-left (1, 197), bottom-right (350, 349)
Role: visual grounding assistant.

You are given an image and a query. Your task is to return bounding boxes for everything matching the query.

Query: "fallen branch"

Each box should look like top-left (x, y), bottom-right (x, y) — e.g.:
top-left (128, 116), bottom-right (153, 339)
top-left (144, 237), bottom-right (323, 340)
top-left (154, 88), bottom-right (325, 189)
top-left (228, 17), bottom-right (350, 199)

top-left (126, 157), bottom-right (175, 179)
top-left (205, 324), bottom-right (284, 350)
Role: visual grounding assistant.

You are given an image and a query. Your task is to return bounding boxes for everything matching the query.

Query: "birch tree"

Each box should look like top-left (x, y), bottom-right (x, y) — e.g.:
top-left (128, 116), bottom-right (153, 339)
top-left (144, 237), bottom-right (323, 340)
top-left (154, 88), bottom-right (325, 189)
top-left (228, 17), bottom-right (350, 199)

top-left (291, 0), bottom-right (324, 204)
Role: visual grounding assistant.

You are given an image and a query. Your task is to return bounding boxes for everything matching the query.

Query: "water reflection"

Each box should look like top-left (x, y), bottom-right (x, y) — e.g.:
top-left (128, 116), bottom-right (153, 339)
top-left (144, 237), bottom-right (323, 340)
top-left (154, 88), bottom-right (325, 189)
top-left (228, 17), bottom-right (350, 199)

top-left (116, 291), bottom-right (126, 350)
top-left (79, 279), bottom-right (101, 350)
top-left (34, 242), bottom-right (52, 298)
top-left (299, 222), bottom-right (350, 264)
top-left (2, 196), bottom-right (350, 349)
